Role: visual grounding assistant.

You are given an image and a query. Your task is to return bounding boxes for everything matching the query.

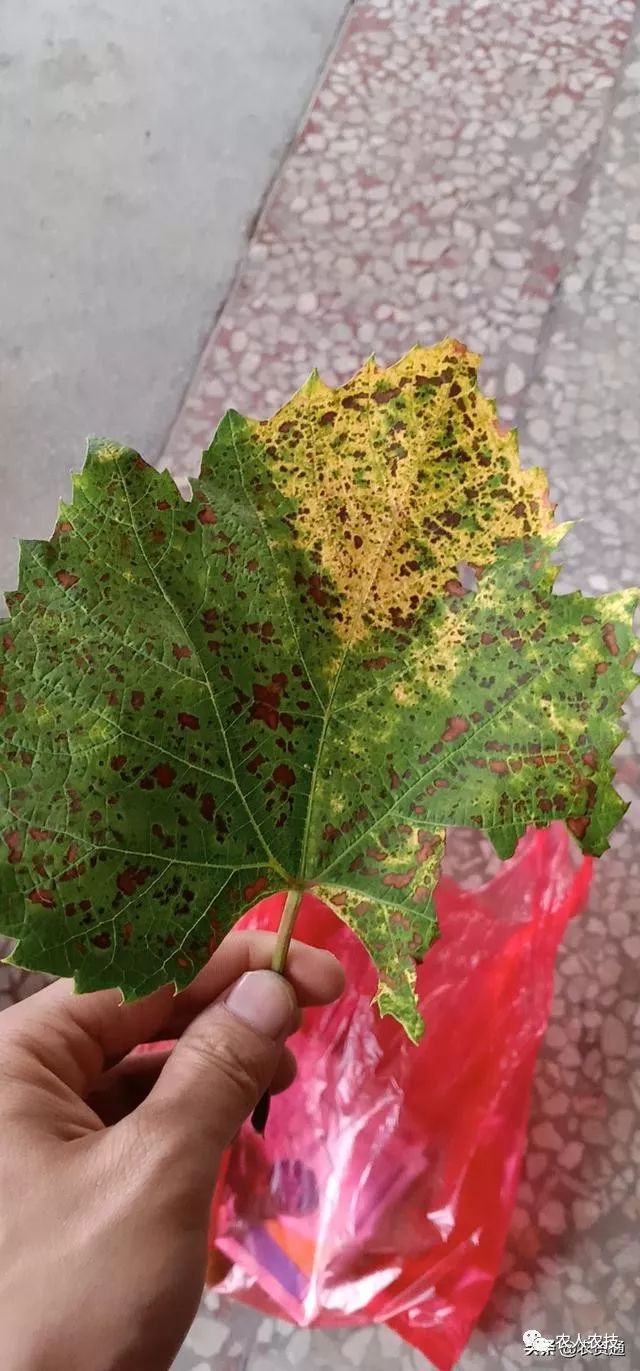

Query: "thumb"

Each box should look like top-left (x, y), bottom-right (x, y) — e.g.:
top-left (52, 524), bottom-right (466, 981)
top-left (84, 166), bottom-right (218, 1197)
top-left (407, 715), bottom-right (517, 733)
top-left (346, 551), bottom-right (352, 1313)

top-left (131, 970), bottom-right (297, 1185)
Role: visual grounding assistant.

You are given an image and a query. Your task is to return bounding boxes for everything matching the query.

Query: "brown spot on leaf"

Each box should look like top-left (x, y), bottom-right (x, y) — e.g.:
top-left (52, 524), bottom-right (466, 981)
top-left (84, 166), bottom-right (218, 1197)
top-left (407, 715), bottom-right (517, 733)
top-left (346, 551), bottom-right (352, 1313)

top-left (273, 763), bottom-right (295, 788)
top-left (172, 643), bottom-right (191, 660)
top-left (244, 875), bottom-right (268, 902)
top-left (117, 866), bottom-right (151, 897)
top-left (247, 751), bottom-right (267, 775)
top-left (416, 832), bottom-right (439, 861)
top-left (250, 678), bottom-right (287, 731)
top-left (201, 793), bottom-right (215, 822)
top-left (151, 823), bottom-right (174, 851)
top-left (363, 655), bottom-right (392, 670)
top-left (3, 829), bottom-right (22, 864)
top-left (568, 816), bottom-right (589, 840)
top-left (152, 763), bottom-right (176, 788)
top-left (131, 690), bottom-right (145, 709)
top-left (92, 932), bottom-right (111, 950)
top-left (383, 870), bottom-right (413, 889)
top-left (442, 715), bottom-right (468, 742)
top-left (111, 754), bottom-right (126, 772)
top-left (55, 570), bottom-right (78, 590)
top-left (28, 887), bottom-right (55, 908)
top-left (197, 505), bottom-right (217, 525)
top-left (178, 713), bottom-right (200, 730)
top-left (60, 859), bottom-right (86, 883)
top-left (603, 623), bottom-right (620, 656)
top-left (308, 573), bottom-right (329, 608)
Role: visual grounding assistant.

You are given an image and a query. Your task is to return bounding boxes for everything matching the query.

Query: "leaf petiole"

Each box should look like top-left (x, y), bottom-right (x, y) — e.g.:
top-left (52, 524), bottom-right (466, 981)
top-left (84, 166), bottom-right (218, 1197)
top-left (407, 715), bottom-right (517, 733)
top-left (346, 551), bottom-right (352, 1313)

top-left (252, 886), bottom-right (304, 1136)
top-left (271, 886), bottom-right (304, 975)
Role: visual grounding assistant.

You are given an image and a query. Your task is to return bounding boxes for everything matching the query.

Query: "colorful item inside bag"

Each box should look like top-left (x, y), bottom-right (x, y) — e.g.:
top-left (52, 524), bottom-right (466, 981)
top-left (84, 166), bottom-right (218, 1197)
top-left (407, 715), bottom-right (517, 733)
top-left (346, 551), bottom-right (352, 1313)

top-left (207, 825), bottom-right (591, 1371)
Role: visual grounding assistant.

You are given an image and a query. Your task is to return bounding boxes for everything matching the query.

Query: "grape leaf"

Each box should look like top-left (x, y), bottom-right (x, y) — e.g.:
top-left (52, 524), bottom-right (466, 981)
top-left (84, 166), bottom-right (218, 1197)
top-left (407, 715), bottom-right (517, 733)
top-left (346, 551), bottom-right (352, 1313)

top-left (1, 342), bottom-right (637, 1040)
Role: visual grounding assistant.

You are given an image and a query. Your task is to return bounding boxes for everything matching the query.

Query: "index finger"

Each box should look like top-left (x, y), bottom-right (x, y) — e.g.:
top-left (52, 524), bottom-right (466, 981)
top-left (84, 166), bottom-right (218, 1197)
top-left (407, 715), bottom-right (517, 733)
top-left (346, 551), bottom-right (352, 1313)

top-left (164, 928), bottom-right (344, 1037)
top-left (0, 929), bottom-right (344, 1093)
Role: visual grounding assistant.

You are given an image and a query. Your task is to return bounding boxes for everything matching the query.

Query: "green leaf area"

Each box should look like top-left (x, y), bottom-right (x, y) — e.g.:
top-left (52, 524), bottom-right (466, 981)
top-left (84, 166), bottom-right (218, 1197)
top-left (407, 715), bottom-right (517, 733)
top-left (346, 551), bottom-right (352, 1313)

top-left (1, 343), bottom-right (637, 1039)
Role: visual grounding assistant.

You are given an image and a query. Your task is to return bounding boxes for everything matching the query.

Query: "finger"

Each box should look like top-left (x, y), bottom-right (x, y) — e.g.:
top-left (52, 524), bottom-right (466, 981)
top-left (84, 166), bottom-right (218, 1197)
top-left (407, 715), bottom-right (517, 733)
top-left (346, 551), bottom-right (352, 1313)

top-left (127, 971), bottom-right (298, 1193)
top-left (0, 930), bottom-right (342, 1095)
top-left (165, 928), bottom-right (344, 1035)
top-left (165, 978), bottom-right (303, 1042)
top-left (270, 1045), bottom-right (297, 1095)
top-left (87, 1040), bottom-right (296, 1126)
top-left (86, 1047), bottom-right (172, 1125)
top-left (0, 978), bottom-right (174, 1097)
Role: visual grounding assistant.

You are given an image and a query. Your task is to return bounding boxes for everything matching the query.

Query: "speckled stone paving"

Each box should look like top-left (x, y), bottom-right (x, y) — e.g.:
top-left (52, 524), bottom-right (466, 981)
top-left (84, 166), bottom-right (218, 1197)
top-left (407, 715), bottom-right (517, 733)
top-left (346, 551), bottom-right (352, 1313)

top-left (3, 0), bottom-right (640, 1367)
top-left (163, 0), bottom-right (637, 470)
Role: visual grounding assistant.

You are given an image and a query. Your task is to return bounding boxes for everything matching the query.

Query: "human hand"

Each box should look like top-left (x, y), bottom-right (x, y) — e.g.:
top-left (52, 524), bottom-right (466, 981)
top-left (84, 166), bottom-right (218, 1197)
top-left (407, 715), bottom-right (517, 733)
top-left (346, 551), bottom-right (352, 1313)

top-left (0, 931), bottom-right (344, 1371)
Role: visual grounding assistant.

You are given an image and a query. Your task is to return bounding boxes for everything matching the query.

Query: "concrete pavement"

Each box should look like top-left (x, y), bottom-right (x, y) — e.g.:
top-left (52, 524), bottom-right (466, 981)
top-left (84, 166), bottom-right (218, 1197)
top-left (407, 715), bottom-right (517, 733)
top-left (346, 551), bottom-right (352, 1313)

top-left (0, 0), bottom-right (348, 595)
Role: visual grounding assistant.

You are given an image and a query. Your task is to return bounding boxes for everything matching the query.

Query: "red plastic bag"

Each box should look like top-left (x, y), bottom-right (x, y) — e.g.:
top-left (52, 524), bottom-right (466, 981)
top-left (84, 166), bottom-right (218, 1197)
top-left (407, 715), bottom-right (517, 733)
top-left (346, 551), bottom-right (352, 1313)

top-left (208, 825), bottom-right (591, 1370)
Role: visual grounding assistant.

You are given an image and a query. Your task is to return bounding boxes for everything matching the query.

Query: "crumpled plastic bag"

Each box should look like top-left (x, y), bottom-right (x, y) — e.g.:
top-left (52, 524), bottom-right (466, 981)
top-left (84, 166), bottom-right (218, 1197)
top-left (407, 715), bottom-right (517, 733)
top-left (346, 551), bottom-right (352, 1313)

top-left (207, 825), bottom-right (591, 1370)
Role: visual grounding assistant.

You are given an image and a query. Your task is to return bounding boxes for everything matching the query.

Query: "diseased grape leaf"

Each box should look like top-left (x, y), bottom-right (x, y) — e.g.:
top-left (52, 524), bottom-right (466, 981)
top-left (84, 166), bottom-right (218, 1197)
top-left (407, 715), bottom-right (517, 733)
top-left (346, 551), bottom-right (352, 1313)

top-left (1, 342), bottom-right (637, 1039)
